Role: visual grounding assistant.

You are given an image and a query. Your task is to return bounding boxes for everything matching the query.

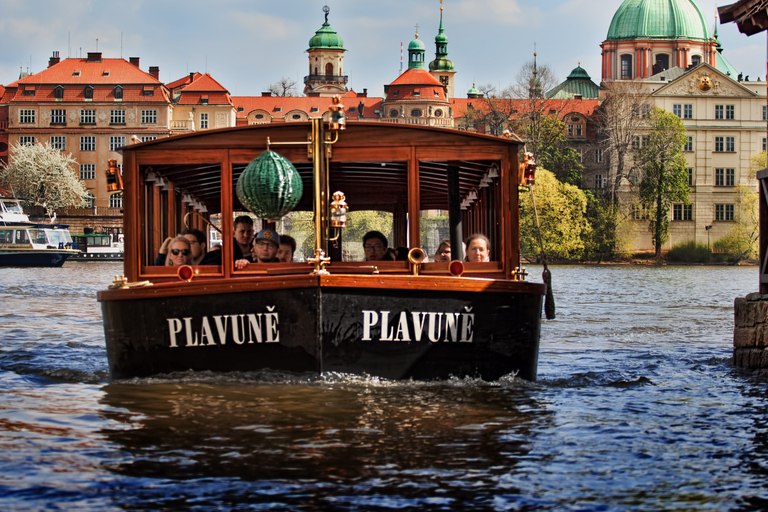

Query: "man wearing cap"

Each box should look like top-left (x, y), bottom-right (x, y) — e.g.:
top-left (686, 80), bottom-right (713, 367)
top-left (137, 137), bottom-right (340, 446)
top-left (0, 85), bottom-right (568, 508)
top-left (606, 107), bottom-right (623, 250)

top-left (235, 229), bottom-right (280, 269)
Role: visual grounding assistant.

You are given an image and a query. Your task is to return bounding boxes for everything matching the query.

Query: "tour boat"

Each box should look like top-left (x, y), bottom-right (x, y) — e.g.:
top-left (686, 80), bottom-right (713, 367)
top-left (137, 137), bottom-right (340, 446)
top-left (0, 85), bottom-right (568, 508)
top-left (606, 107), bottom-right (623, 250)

top-left (98, 117), bottom-right (545, 381)
top-left (0, 197), bottom-right (79, 267)
top-left (69, 232), bottom-right (124, 261)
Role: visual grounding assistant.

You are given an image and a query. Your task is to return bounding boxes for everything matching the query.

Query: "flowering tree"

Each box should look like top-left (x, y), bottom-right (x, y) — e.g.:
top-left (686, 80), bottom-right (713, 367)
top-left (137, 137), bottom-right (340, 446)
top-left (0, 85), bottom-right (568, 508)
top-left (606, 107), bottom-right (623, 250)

top-left (0, 142), bottom-right (88, 215)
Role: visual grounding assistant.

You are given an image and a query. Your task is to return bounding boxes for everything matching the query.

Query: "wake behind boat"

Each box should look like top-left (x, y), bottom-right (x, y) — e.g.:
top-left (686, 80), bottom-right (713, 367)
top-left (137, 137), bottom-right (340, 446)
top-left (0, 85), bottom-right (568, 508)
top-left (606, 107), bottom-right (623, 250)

top-left (0, 197), bottom-right (79, 267)
top-left (98, 117), bottom-right (545, 381)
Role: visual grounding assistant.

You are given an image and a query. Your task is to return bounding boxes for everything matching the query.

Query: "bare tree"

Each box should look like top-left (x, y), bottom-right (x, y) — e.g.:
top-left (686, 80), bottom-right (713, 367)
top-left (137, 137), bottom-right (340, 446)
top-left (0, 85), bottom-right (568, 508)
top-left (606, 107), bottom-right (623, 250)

top-left (268, 77), bottom-right (299, 97)
top-left (597, 81), bottom-right (651, 203)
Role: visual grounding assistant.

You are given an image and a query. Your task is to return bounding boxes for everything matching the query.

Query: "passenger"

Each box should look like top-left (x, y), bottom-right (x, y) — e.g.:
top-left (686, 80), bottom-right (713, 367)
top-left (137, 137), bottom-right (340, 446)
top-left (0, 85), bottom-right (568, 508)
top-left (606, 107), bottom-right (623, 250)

top-left (165, 236), bottom-right (192, 266)
top-left (235, 229), bottom-right (280, 269)
top-left (180, 228), bottom-right (221, 266)
top-left (277, 234), bottom-right (296, 263)
top-left (363, 230), bottom-right (395, 261)
top-left (434, 239), bottom-right (452, 262)
top-left (465, 233), bottom-right (491, 262)
top-left (233, 215), bottom-right (255, 261)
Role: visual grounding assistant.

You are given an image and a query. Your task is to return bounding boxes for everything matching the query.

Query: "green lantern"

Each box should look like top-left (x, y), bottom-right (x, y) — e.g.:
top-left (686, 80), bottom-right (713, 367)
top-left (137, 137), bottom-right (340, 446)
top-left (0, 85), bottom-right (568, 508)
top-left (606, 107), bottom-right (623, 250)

top-left (236, 150), bottom-right (303, 221)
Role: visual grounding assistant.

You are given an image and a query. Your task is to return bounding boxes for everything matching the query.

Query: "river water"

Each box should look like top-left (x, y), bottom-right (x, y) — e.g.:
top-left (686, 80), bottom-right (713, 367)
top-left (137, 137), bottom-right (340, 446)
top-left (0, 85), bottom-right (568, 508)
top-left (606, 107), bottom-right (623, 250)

top-left (1, 262), bottom-right (766, 511)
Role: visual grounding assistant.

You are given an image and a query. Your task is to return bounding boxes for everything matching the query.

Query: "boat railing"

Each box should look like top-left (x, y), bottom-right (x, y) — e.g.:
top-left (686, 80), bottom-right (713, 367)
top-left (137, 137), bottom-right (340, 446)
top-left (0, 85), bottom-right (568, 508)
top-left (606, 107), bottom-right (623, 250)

top-left (758, 167), bottom-right (768, 292)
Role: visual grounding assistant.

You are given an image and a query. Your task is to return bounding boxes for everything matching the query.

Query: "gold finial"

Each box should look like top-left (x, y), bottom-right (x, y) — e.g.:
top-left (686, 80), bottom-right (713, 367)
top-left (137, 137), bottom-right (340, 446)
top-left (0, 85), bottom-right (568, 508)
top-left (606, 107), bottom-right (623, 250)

top-left (414, 23), bottom-right (419, 38)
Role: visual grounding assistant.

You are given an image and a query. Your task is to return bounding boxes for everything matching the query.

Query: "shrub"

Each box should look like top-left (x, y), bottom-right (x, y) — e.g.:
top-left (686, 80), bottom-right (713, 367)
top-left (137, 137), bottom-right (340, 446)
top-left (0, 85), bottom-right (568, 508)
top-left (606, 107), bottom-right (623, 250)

top-left (667, 241), bottom-right (710, 263)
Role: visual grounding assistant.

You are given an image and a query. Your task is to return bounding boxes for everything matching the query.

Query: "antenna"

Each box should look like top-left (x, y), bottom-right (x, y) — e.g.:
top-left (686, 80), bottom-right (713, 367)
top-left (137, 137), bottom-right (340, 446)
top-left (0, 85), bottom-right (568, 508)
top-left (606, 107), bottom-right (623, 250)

top-left (96, 38), bottom-right (99, 51)
top-left (120, 32), bottom-right (123, 58)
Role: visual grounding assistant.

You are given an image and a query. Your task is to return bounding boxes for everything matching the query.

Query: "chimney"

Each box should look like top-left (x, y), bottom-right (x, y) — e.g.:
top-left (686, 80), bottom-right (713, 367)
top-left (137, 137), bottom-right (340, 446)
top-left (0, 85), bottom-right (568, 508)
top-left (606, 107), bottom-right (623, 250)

top-left (190, 72), bottom-right (195, 82)
top-left (361, 88), bottom-right (368, 97)
top-left (149, 66), bottom-right (160, 80)
top-left (86, 52), bottom-right (102, 62)
top-left (129, 57), bottom-right (140, 67)
top-left (261, 91), bottom-right (273, 97)
top-left (48, 51), bottom-right (60, 68)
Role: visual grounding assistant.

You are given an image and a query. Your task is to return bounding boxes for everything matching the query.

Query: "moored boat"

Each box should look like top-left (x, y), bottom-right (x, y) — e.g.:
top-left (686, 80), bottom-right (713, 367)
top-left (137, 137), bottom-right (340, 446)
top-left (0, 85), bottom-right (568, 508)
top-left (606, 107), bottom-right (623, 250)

top-left (0, 197), bottom-right (79, 267)
top-left (98, 117), bottom-right (545, 381)
top-left (69, 232), bottom-right (124, 261)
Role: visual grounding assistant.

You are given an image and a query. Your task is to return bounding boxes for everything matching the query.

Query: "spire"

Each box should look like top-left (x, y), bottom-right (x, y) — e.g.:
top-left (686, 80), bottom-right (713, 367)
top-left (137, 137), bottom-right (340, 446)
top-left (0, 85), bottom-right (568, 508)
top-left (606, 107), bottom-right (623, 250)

top-left (429, 0), bottom-right (454, 72)
top-left (529, 51), bottom-right (543, 98)
top-left (407, 29), bottom-right (426, 70)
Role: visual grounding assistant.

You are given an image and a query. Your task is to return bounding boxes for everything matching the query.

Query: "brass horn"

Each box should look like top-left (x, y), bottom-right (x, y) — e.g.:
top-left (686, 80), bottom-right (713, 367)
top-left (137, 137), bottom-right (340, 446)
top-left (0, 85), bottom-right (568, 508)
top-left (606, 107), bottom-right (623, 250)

top-left (184, 210), bottom-right (222, 234)
top-left (408, 247), bottom-right (426, 276)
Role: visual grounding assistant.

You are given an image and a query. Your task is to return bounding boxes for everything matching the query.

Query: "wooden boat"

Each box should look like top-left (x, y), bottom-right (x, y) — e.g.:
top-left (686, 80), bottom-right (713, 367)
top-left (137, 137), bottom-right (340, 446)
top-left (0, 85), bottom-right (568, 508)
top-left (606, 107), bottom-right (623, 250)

top-left (0, 197), bottom-right (79, 267)
top-left (98, 118), bottom-right (545, 381)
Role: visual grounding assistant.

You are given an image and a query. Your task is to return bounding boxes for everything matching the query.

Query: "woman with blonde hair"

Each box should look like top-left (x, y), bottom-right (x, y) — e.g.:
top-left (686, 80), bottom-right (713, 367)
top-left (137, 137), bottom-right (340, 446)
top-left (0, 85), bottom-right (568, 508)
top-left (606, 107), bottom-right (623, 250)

top-left (165, 236), bottom-right (192, 266)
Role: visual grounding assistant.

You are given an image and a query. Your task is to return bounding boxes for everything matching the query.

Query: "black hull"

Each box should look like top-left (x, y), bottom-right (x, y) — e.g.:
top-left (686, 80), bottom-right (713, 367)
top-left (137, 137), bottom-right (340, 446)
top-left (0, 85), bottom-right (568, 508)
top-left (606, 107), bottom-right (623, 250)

top-left (100, 280), bottom-right (543, 381)
top-left (0, 251), bottom-right (73, 267)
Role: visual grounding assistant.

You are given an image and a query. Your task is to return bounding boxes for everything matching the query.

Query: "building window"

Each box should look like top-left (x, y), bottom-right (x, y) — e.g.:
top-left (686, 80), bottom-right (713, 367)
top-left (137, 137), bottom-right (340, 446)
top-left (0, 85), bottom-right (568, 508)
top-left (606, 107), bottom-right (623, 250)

top-left (84, 193), bottom-right (95, 208)
top-left (80, 109), bottom-right (96, 125)
top-left (632, 136), bottom-right (640, 150)
top-left (726, 105), bottom-right (735, 120)
top-left (434, 109), bottom-right (443, 117)
top-left (632, 204), bottom-right (650, 220)
top-left (141, 109), bottom-right (157, 124)
top-left (595, 174), bottom-right (604, 189)
top-left (621, 54), bottom-right (633, 79)
top-left (109, 136), bottom-right (126, 151)
top-left (19, 109), bottom-right (36, 124)
top-left (50, 109), bottom-right (67, 125)
top-left (110, 110), bottom-right (125, 125)
top-left (19, 136), bottom-right (35, 146)
top-left (141, 136), bottom-right (157, 142)
top-left (764, 105), bottom-right (767, 121)
top-left (200, 113), bottom-right (209, 129)
top-left (595, 148), bottom-right (602, 163)
top-left (54, 85), bottom-right (64, 99)
top-left (50, 136), bottom-right (66, 151)
top-left (727, 136), bottom-right (735, 152)
top-left (764, 137), bottom-right (767, 152)
top-left (673, 204), bottom-right (693, 221)
top-left (567, 124), bottom-right (583, 137)
top-left (691, 55), bottom-right (701, 66)
top-left (715, 105), bottom-right (724, 119)
top-left (687, 168), bottom-right (693, 186)
top-left (80, 136), bottom-right (96, 151)
top-left (684, 136), bottom-right (693, 152)
top-left (673, 104), bottom-right (682, 117)
top-left (715, 168), bottom-right (735, 187)
top-left (114, 85), bottom-right (123, 99)
top-left (684, 104), bottom-right (692, 119)
top-left (84, 85), bottom-right (94, 100)
top-left (715, 204), bottom-right (734, 221)
top-left (109, 193), bottom-right (123, 208)
top-left (80, 164), bottom-right (95, 180)
top-left (411, 109), bottom-right (423, 117)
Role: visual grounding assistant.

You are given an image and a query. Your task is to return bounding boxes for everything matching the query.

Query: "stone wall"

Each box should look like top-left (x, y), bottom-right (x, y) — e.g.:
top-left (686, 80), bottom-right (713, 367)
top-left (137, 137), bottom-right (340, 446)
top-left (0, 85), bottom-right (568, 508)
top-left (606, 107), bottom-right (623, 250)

top-left (733, 294), bottom-right (768, 368)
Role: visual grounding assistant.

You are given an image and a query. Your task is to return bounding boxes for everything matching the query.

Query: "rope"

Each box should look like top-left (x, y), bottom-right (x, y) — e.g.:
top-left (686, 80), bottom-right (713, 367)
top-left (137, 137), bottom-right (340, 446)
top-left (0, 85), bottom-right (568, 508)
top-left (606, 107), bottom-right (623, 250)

top-left (529, 185), bottom-right (556, 320)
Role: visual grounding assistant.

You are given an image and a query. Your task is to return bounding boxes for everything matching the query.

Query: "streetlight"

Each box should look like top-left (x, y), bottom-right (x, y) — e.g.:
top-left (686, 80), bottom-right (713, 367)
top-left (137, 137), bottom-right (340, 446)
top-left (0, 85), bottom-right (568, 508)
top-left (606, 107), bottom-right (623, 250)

top-left (705, 225), bottom-right (713, 259)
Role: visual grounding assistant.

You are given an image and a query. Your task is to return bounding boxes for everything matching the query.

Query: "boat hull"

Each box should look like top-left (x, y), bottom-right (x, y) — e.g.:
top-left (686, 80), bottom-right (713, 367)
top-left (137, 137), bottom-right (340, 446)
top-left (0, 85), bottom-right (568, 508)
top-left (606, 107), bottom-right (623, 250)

top-left (100, 276), bottom-right (543, 381)
top-left (0, 250), bottom-right (74, 267)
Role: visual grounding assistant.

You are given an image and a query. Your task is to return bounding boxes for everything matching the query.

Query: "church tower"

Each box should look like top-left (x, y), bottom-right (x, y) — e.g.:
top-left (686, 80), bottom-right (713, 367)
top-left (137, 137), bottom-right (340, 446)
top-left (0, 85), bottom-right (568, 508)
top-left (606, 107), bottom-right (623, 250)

top-left (429, 0), bottom-right (455, 99)
top-left (304, 5), bottom-right (348, 97)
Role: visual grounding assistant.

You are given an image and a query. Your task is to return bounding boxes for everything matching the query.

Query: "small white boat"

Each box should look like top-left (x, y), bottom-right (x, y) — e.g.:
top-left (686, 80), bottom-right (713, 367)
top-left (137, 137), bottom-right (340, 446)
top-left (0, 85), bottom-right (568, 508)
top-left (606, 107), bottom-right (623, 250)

top-left (0, 197), bottom-right (79, 267)
top-left (69, 232), bottom-right (124, 261)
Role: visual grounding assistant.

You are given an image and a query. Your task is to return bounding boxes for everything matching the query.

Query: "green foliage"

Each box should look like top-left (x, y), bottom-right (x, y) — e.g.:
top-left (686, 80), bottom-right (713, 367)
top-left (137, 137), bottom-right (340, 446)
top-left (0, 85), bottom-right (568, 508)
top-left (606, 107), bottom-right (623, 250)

top-left (634, 107), bottom-right (689, 258)
top-left (667, 241), bottom-right (711, 263)
top-left (0, 142), bottom-right (88, 214)
top-left (750, 150), bottom-right (766, 180)
top-left (714, 184), bottom-right (758, 264)
top-left (536, 115), bottom-right (584, 186)
top-left (520, 168), bottom-right (589, 261)
top-left (582, 192), bottom-right (621, 262)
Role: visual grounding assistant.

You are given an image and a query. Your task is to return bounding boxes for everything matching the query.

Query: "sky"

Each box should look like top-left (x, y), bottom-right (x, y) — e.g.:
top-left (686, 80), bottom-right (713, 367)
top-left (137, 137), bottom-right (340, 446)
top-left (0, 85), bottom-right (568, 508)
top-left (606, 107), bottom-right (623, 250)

top-left (0, 0), bottom-right (764, 98)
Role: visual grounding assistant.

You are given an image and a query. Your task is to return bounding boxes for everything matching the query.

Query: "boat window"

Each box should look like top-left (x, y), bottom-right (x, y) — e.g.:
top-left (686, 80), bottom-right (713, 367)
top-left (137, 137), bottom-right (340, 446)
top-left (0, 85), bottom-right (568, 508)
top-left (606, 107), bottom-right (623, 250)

top-left (15, 230), bottom-right (29, 244)
top-left (46, 229), bottom-right (73, 246)
top-left (420, 209), bottom-right (450, 261)
top-left (2, 201), bottom-right (23, 214)
top-left (28, 229), bottom-right (48, 245)
top-left (343, 210), bottom-right (393, 262)
top-left (0, 229), bottom-right (12, 243)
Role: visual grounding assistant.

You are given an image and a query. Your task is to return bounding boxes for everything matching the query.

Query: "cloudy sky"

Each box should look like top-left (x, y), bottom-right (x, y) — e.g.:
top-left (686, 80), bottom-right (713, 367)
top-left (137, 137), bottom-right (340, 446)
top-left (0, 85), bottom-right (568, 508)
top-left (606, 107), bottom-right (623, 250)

top-left (0, 0), bottom-right (763, 97)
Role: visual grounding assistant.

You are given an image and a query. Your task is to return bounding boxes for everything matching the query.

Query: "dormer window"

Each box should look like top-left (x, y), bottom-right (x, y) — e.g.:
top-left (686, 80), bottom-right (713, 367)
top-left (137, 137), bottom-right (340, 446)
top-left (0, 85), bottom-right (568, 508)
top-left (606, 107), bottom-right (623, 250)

top-left (274, 107), bottom-right (282, 112)
top-left (72, 70), bottom-right (81, 77)
top-left (201, 94), bottom-right (209, 105)
top-left (54, 85), bottom-right (64, 100)
top-left (391, 91), bottom-right (399, 97)
top-left (434, 90), bottom-right (439, 97)
top-left (102, 70), bottom-right (110, 77)
top-left (413, 91), bottom-right (420, 97)
top-left (142, 86), bottom-right (154, 96)
top-left (113, 85), bottom-right (123, 100)
top-left (23, 86), bottom-right (35, 96)
top-left (84, 85), bottom-right (94, 99)
top-left (310, 107), bottom-right (319, 113)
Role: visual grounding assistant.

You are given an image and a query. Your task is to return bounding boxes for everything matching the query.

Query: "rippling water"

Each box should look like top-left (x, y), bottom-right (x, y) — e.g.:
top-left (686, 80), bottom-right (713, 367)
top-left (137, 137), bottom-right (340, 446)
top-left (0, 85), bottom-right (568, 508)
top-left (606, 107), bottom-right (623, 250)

top-left (1, 262), bottom-right (766, 511)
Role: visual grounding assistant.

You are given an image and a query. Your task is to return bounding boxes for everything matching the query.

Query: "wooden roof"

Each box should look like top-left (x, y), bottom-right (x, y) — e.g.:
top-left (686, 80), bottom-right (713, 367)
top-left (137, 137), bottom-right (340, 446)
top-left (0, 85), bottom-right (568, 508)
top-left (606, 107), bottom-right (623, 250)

top-left (719, 0), bottom-right (768, 35)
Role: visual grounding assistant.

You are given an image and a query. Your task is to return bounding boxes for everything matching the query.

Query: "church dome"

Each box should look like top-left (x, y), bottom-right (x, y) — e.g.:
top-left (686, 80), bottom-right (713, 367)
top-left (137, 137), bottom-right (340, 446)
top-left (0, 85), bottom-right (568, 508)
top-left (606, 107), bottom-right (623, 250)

top-left (408, 37), bottom-right (426, 52)
top-left (309, 22), bottom-right (345, 50)
top-left (606, 0), bottom-right (710, 41)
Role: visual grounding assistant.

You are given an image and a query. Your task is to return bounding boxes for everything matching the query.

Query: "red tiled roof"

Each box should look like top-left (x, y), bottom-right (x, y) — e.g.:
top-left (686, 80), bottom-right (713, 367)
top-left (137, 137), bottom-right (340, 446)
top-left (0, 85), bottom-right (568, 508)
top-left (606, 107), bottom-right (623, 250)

top-left (232, 94), bottom-right (383, 121)
top-left (17, 56), bottom-right (161, 85)
top-left (183, 73), bottom-right (229, 93)
top-left (167, 72), bottom-right (202, 91)
top-left (451, 97), bottom-right (599, 119)
top-left (388, 68), bottom-right (444, 87)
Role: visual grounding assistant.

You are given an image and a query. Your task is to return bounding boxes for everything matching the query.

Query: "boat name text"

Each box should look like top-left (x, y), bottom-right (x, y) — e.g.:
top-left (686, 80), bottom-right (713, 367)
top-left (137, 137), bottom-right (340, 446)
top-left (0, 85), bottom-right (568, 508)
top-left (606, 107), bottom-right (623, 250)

top-left (167, 307), bottom-right (280, 348)
top-left (362, 309), bottom-right (474, 343)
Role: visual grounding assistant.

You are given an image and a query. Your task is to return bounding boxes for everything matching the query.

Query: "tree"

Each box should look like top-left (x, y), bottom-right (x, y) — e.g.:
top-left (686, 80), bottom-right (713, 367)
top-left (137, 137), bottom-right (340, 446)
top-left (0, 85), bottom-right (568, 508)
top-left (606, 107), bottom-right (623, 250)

top-left (268, 77), bottom-right (298, 97)
top-left (0, 142), bottom-right (88, 215)
top-left (536, 115), bottom-right (584, 185)
top-left (633, 107), bottom-right (689, 258)
top-left (598, 81), bottom-right (651, 203)
top-left (582, 191), bottom-right (623, 262)
top-left (519, 168), bottom-right (590, 261)
top-left (460, 83), bottom-right (516, 136)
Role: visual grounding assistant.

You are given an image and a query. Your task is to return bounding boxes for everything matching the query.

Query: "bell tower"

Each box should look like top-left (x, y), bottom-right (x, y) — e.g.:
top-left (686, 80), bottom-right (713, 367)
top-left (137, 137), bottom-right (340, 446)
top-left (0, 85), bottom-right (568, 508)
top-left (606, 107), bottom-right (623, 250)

top-left (304, 5), bottom-right (348, 97)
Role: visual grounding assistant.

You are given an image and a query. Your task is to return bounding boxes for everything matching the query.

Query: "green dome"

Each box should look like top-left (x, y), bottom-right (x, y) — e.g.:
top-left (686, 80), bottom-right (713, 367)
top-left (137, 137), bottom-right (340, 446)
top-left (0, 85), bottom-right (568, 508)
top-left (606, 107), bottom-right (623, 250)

top-left (309, 22), bottom-right (344, 50)
top-left (408, 37), bottom-right (425, 51)
top-left (236, 150), bottom-right (304, 221)
top-left (568, 65), bottom-right (591, 80)
top-left (467, 83), bottom-right (480, 98)
top-left (607, 0), bottom-right (710, 41)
